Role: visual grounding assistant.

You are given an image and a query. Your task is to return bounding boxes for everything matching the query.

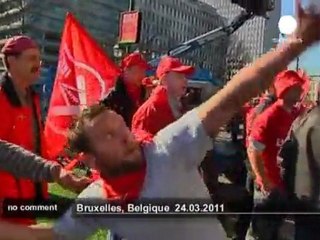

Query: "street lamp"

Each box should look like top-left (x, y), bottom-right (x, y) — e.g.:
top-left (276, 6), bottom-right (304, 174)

top-left (278, 15), bottom-right (299, 70)
top-left (113, 44), bottom-right (124, 59)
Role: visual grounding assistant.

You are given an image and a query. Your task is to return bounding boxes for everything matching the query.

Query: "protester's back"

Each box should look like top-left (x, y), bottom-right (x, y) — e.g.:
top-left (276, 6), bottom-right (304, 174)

top-left (280, 106), bottom-right (320, 203)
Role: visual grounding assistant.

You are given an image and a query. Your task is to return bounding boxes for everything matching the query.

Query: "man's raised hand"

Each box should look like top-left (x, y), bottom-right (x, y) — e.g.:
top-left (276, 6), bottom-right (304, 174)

top-left (294, 0), bottom-right (320, 47)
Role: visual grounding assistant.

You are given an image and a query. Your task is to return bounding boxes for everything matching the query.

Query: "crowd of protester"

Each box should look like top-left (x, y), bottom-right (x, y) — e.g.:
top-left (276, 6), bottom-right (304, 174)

top-left (0, 3), bottom-right (320, 240)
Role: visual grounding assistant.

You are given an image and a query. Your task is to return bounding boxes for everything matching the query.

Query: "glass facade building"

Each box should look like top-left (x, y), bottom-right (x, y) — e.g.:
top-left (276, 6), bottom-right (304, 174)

top-left (200, 0), bottom-right (281, 80)
top-left (135, 0), bottom-right (229, 78)
top-left (0, 0), bottom-right (130, 119)
top-left (0, 0), bottom-right (281, 80)
top-left (0, 0), bottom-right (130, 66)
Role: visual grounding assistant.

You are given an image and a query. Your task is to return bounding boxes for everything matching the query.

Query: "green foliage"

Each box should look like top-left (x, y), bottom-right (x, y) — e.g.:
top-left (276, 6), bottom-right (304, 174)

top-left (37, 183), bottom-right (108, 239)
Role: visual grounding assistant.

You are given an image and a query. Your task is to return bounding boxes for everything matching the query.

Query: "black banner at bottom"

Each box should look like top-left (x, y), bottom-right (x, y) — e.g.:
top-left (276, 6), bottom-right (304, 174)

top-left (1, 198), bottom-right (74, 218)
top-left (1, 198), bottom-right (320, 218)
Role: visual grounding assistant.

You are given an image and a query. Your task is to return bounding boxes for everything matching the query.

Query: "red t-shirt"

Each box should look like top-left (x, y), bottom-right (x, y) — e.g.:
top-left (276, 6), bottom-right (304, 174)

top-left (250, 100), bottom-right (296, 188)
top-left (245, 96), bottom-right (273, 147)
top-left (125, 81), bottom-right (142, 107)
top-left (132, 86), bottom-right (177, 136)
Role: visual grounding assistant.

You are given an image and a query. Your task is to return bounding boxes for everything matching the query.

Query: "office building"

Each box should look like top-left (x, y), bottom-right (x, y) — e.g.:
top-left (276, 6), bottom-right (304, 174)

top-left (0, 0), bottom-right (130, 66)
top-left (263, 0), bottom-right (281, 52)
top-left (199, 0), bottom-right (281, 79)
top-left (0, 0), bottom-right (130, 118)
top-left (134, 0), bottom-right (229, 78)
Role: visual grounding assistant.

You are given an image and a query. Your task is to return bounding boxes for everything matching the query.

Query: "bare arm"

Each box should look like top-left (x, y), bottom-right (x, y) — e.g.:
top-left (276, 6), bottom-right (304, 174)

top-left (0, 221), bottom-right (40, 240)
top-left (30, 226), bottom-right (55, 240)
top-left (247, 144), bottom-right (267, 183)
top-left (154, 41), bottom-right (304, 165)
top-left (197, 40), bottom-right (305, 137)
top-left (144, 6), bottom-right (320, 168)
top-left (197, 4), bottom-right (320, 137)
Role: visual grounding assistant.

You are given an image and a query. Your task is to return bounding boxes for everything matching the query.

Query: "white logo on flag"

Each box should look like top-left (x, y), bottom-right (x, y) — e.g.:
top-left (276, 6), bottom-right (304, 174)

top-left (47, 46), bottom-right (109, 137)
top-left (50, 46), bottom-right (107, 117)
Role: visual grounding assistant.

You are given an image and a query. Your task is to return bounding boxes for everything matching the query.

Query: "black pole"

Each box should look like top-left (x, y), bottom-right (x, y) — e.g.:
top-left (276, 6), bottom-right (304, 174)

top-left (129, 0), bottom-right (134, 11)
top-left (125, 0), bottom-right (135, 54)
top-left (296, 57), bottom-right (299, 70)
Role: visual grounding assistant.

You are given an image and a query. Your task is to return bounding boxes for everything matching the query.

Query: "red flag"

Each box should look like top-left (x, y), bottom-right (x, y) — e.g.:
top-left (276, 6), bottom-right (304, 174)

top-left (44, 13), bottom-right (120, 159)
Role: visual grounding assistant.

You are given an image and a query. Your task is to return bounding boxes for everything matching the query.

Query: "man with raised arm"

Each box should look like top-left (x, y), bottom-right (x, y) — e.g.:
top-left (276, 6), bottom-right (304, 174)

top-left (30, 4), bottom-right (320, 240)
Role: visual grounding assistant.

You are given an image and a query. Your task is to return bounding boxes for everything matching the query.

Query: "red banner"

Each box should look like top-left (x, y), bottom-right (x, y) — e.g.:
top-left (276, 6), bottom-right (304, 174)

top-left (119, 11), bottom-right (141, 44)
top-left (44, 13), bottom-right (120, 159)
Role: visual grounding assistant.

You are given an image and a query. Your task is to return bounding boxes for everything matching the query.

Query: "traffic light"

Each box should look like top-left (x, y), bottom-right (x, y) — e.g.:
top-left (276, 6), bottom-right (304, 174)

top-left (231, 0), bottom-right (275, 15)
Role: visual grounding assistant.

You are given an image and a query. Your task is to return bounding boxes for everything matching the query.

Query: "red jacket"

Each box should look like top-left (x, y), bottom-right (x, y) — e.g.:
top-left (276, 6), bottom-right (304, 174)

top-left (132, 86), bottom-right (179, 136)
top-left (0, 74), bottom-right (48, 225)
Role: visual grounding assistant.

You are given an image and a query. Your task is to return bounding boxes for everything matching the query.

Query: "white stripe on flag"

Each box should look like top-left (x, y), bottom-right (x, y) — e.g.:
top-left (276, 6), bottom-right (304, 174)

top-left (50, 106), bottom-right (81, 116)
top-left (76, 75), bottom-right (87, 111)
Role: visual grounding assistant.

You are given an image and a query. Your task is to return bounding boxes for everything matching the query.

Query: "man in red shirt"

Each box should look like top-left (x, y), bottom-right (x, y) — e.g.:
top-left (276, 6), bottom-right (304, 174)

top-left (101, 52), bottom-right (151, 127)
top-left (245, 85), bottom-right (277, 146)
top-left (244, 86), bottom-right (277, 193)
top-left (131, 56), bottom-right (194, 136)
top-left (246, 70), bottom-right (306, 240)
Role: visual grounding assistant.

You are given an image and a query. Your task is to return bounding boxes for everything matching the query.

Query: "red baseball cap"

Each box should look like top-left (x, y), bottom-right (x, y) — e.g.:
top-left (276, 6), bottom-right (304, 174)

top-left (120, 52), bottom-right (151, 70)
top-left (142, 77), bottom-right (158, 88)
top-left (1, 35), bottom-right (38, 55)
top-left (274, 70), bottom-right (304, 99)
top-left (156, 56), bottom-right (194, 79)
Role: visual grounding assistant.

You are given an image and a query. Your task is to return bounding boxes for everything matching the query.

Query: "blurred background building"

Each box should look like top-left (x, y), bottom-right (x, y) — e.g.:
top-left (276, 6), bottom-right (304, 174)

top-left (0, 0), bottom-right (230, 77)
top-left (0, 0), bottom-right (129, 67)
top-left (200, 0), bottom-right (281, 80)
top-left (134, 0), bottom-right (228, 78)
top-left (0, 0), bottom-right (130, 118)
top-left (0, 0), bottom-right (281, 79)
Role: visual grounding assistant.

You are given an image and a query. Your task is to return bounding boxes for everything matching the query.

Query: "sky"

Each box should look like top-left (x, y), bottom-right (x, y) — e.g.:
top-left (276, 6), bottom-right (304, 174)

top-left (282, 0), bottom-right (320, 75)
